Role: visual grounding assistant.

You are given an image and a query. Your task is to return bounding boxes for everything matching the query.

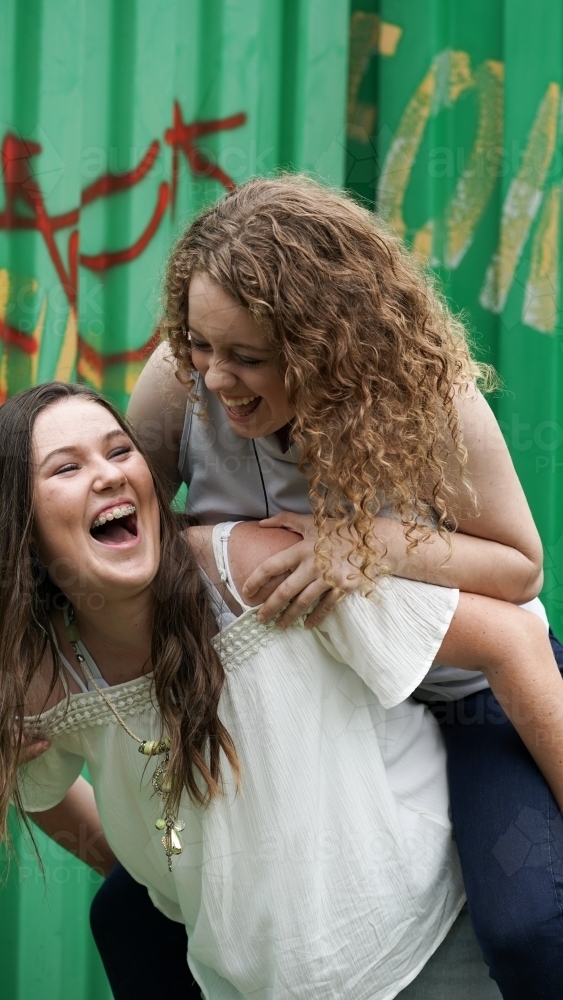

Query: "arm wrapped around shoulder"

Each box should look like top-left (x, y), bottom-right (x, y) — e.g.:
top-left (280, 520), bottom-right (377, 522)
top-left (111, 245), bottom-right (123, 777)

top-left (17, 744), bottom-right (85, 813)
top-left (314, 577), bottom-right (459, 709)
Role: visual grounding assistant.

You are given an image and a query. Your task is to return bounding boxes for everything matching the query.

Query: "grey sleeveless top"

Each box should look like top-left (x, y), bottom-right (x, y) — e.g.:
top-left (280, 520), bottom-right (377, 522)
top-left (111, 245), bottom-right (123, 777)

top-left (178, 379), bottom-right (312, 523)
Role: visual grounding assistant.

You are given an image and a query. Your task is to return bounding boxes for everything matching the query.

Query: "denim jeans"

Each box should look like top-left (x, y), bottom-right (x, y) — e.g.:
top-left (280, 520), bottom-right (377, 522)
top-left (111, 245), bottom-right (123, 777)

top-left (429, 630), bottom-right (563, 999)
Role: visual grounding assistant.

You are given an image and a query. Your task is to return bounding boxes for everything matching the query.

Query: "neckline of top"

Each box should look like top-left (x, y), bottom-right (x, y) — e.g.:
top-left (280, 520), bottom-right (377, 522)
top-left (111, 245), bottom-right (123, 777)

top-left (24, 605), bottom-right (273, 723)
top-left (23, 668), bottom-right (156, 724)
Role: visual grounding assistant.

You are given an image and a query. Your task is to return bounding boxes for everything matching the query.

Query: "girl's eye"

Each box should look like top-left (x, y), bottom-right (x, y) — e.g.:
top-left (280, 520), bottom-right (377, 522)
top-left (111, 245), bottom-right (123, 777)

top-left (235, 355), bottom-right (263, 367)
top-left (54, 463), bottom-right (78, 475)
top-left (190, 338), bottom-right (264, 367)
top-left (110, 446), bottom-right (132, 459)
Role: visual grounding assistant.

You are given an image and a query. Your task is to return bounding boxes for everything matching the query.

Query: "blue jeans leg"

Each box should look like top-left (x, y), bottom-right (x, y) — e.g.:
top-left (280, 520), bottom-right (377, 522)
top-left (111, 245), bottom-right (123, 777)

top-left (90, 862), bottom-right (202, 999)
top-left (431, 631), bottom-right (563, 1000)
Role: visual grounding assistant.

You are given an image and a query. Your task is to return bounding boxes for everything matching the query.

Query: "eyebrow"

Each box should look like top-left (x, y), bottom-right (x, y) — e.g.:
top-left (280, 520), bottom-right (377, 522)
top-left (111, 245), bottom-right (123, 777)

top-left (188, 327), bottom-right (272, 354)
top-left (39, 428), bottom-right (129, 469)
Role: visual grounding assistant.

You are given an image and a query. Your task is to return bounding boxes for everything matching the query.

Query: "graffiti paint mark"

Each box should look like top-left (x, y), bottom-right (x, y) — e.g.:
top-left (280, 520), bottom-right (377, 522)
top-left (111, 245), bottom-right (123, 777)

top-left (0, 102), bottom-right (247, 394)
top-left (165, 102), bottom-right (247, 211)
top-left (480, 82), bottom-right (560, 315)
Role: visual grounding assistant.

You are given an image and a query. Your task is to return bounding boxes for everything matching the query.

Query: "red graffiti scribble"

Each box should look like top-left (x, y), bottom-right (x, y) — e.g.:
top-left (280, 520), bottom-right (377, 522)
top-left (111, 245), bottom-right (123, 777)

top-left (80, 182), bottom-right (170, 272)
top-left (1, 134), bottom-right (78, 308)
top-left (82, 140), bottom-right (161, 208)
top-left (0, 102), bottom-right (246, 380)
top-left (0, 317), bottom-right (38, 354)
top-left (78, 329), bottom-right (161, 378)
top-left (165, 102), bottom-right (247, 211)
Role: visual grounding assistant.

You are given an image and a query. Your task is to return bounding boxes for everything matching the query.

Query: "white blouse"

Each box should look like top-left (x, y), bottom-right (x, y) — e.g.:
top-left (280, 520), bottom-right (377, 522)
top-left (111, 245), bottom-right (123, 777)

top-left (19, 573), bottom-right (463, 1000)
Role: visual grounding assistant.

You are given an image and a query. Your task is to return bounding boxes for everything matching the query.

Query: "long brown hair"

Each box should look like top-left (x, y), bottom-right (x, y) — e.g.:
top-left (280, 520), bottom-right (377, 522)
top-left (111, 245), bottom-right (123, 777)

top-left (164, 174), bottom-right (491, 585)
top-left (0, 382), bottom-right (238, 845)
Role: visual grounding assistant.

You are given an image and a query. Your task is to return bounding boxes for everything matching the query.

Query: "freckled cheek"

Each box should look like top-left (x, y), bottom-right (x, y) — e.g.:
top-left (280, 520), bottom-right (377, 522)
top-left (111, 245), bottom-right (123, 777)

top-left (35, 519), bottom-right (80, 571)
top-left (34, 488), bottom-right (86, 561)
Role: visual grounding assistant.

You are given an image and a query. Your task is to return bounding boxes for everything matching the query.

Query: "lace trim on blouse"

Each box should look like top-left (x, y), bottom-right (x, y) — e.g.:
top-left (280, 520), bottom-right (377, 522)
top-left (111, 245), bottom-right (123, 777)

top-left (24, 608), bottom-right (295, 737)
top-left (24, 673), bottom-right (157, 737)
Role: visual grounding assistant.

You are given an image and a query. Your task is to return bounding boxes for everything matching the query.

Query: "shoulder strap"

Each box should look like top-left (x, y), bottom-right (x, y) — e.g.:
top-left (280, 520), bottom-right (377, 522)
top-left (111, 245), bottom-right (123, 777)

top-left (211, 522), bottom-right (254, 612)
top-left (58, 607), bottom-right (110, 691)
top-left (177, 373), bottom-right (199, 481)
top-left (49, 630), bottom-right (90, 694)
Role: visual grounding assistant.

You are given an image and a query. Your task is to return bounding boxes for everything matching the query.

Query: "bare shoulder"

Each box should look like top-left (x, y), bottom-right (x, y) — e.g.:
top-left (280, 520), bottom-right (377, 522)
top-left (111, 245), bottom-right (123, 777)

top-left (127, 342), bottom-right (190, 494)
top-left (453, 382), bottom-right (502, 446)
top-left (25, 647), bottom-right (67, 719)
top-left (127, 341), bottom-right (188, 430)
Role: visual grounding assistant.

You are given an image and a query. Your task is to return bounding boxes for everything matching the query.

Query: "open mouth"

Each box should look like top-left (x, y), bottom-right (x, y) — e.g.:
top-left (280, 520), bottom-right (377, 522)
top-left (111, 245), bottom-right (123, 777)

top-left (90, 504), bottom-right (138, 546)
top-left (220, 394), bottom-right (262, 420)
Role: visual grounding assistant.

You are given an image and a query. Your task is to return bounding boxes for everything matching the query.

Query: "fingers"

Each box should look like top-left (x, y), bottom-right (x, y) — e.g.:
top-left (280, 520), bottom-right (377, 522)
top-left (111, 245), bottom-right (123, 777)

top-left (303, 589), bottom-right (341, 629)
top-left (257, 573), bottom-right (329, 626)
top-left (18, 740), bottom-right (50, 765)
top-left (258, 512), bottom-right (313, 536)
top-left (243, 542), bottom-right (307, 598)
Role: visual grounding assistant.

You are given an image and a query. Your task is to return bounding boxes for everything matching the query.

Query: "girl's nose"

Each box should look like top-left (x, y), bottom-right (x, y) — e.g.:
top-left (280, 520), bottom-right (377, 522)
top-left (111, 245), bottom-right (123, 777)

top-left (204, 358), bottom-right (238, 393)
top-left (95, 459), bottom-right (128, 490)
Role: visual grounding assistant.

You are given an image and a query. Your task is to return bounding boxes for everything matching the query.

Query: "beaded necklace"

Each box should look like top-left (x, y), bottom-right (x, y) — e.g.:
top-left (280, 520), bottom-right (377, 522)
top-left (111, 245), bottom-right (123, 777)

top-left (63, 603), bottom-right (184, 871)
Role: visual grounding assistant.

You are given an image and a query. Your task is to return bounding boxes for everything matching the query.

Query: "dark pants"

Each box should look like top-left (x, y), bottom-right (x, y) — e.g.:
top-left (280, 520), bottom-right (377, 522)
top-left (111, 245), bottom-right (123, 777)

top-left (429, 630), bottom-right (563, 1000)
top-left (90, 632), bottom-right (563, 1000)
top-left (90, 862), bottom-right (201, 999)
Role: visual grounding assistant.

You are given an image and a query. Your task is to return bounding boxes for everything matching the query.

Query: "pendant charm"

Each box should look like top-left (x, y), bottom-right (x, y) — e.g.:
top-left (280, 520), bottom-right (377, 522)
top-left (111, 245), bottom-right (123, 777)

top-left (65, 621), bottom-right (81, 643)
top-left (162, 820), bottom-right (183, 871)
top-left (152, 758), bottom-right (172, 795)
top-left (155, 817), bottom-right (184, 833)
top-left (63, 603), bottom-right (183, 873)
top-left (139, 737), bottom-right (171, 756)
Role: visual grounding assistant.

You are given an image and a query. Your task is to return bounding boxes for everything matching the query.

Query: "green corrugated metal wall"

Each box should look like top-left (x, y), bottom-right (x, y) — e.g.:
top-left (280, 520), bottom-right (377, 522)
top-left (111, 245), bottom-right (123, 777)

top-left (0, 0), bottom-right (348, 411)
top-left (346, 0), bottom-right (563, 635)
top-left (2, 1), bottom-right (563, 997)
top-left (0, 2), bottom-right (349, 997)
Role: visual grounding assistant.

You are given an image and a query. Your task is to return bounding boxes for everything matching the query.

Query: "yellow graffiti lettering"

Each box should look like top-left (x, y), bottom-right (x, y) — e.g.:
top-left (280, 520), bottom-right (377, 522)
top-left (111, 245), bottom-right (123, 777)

top-left (378, 63), bottom-right (438, 236)
top-left (0, 269), bottom-right (9, 320)
top-left (378, 50), bottom-right (474, 237)
top-left (480, 82), bottom-right (560, 315)
top-left (54, 308), bottom-right (78, 381)
top-left (347, 13), bottom-right (402, 142)
top-left (0, 352), bottom-right (7, 404)
top-left (445, 61), bottom-right (504, 267)
top-left (412, 219), bottom-right (434, 262)
top-left (30, 298), bottom-right (47, 384)
top-left (523, 183), bottom-right (560, 333)
top-left (124, 362), bottom-right (144, 397)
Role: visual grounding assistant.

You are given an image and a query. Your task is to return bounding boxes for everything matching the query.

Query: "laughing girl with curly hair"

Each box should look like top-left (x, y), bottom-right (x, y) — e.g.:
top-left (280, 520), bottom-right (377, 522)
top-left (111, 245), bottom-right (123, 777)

top-left (121, 175), bottom-right (562, 998)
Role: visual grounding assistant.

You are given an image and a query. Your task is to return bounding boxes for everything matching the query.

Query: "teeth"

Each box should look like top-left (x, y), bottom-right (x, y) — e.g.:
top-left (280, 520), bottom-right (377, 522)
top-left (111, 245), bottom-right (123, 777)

top-left (222, 395), bottom-right (259, 407)
top-left (92, 504), bottom-right (136, 530)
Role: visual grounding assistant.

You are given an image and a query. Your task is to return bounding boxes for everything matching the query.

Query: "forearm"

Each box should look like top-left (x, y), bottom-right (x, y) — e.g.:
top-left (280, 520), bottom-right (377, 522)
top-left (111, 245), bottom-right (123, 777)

top-left (28, 776), bottom-right (116, 877)
top-left (373, 516), bottom-right (543, 603)
top-left (437, 595), bottom-right (563, 810)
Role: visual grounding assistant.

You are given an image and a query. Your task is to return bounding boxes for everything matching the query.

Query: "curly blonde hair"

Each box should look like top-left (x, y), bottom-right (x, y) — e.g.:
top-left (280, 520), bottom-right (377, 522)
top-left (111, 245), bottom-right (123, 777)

top-left (164, 174), bottom-right (489, 585)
